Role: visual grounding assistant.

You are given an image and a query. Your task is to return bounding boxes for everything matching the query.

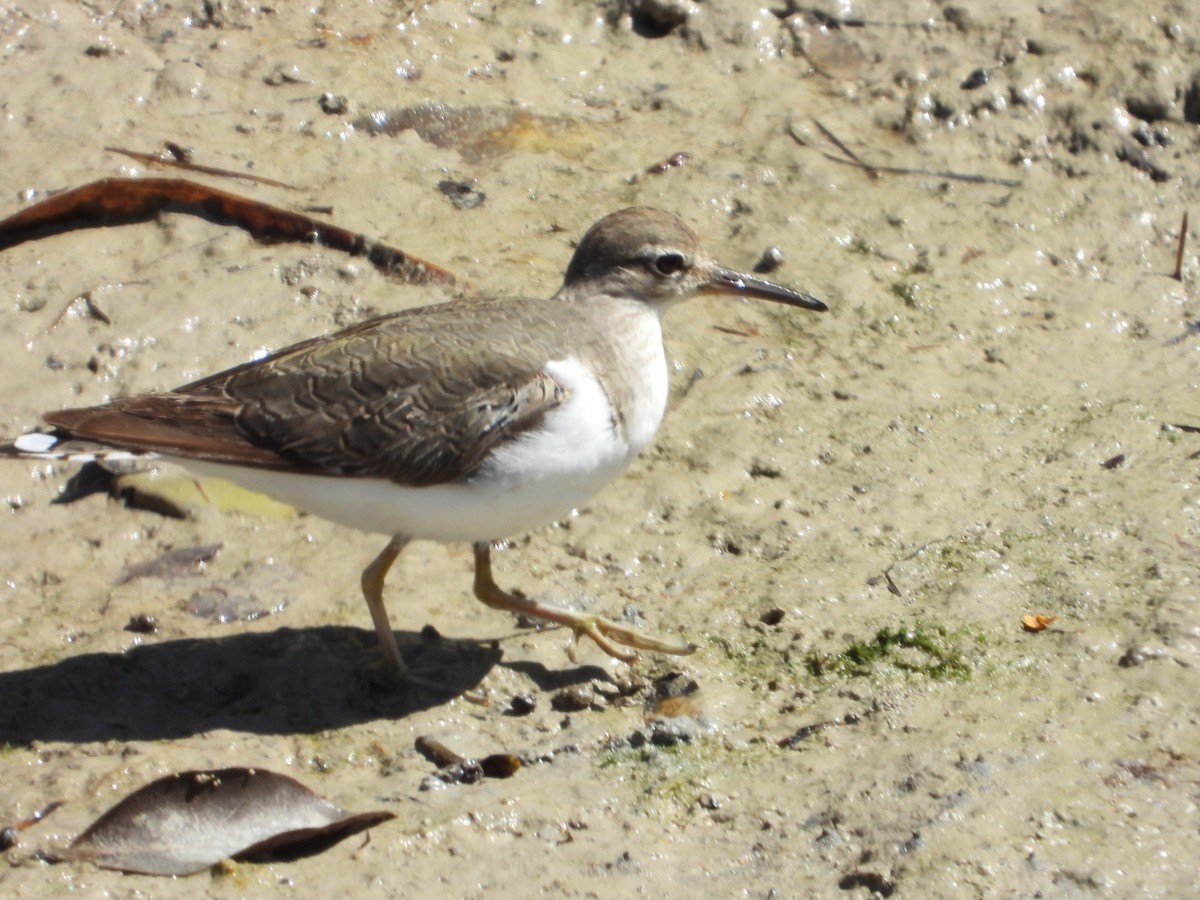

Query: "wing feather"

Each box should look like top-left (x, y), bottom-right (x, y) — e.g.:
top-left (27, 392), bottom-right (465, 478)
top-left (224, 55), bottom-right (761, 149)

top-left (44, 298), bottom-right (569, 486)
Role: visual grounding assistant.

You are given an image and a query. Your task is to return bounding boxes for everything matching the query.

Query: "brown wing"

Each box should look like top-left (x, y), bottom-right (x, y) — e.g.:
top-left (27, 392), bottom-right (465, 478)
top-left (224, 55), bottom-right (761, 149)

top-left (44, 298), bottom-right (569, 486)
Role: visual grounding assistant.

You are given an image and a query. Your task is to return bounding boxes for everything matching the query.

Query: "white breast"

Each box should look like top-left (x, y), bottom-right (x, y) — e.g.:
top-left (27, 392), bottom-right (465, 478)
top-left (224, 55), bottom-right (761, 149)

top-left (177, 331), bottom-right (670, 544)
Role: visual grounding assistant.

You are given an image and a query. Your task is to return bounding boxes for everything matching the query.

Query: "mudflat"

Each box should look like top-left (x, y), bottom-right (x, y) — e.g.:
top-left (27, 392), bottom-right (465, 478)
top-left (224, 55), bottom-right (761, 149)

top-left (0, 3), bottom-right (1196, 896)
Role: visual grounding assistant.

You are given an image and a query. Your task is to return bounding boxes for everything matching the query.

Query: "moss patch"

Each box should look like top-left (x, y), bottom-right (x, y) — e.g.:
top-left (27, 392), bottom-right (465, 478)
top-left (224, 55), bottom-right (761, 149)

top-left (805, 623), bottom-right (973, 681)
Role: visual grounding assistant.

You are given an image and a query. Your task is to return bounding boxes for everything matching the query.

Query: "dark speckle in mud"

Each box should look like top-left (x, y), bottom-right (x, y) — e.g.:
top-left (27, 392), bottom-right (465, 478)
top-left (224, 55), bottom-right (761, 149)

top-left (124, 613), bottom-right (159, 634)
top-left (1185, 70), bottom-right (1200, 124)
top-left (507, 693), bottom-right (538, 716)
top-left (643, 150), bottom-right (691, 176)
top-left (838, 871), bottom-right (896, 897)
top-left (1117, 646), bottom-right (1164, 668)
top-left (1116, 138), bottom-right (1170, 182)
top-left (652, 671), bottom-right (698, 700)
top-left (748, 459), bottom-right (783, 479)
top-left (552, 684), bottom-right (604, 712)
top-left (753, 246), bottom-right (784, 274)
top-left (318, 93), bottom-right (349, 115)
top-left (961, 67), bottom-right (989, 90)
top-left (437, 179), bottom-right (486, 210)
top-left (635, 714), bottom-right (707, 747)
top-left (759, 607), bottom-right (786, 626)
top-left (620, 0), bottom-right (697, 39)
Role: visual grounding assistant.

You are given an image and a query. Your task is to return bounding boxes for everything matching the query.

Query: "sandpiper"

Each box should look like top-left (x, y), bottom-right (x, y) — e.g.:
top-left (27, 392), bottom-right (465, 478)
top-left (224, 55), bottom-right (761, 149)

top-left (4, 207), bottom-right (826, 681)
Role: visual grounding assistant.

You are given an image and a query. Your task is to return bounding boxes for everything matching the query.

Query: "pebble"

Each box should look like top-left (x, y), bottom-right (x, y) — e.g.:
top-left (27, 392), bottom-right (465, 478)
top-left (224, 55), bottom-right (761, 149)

top-left (754, 246), bottom-right (784, 274)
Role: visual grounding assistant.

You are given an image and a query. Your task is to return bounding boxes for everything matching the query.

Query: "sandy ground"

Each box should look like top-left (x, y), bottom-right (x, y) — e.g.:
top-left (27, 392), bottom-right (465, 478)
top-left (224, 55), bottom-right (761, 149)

top-left (1, 1), bottom-right (1198, 896)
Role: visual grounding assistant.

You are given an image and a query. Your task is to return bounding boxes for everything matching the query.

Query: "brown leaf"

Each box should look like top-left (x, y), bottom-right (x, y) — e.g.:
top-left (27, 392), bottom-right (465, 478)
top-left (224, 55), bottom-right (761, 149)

top-left (1021, 614), bottom-right (1058, 632)
top-left (56, 768), bottom-right (393, 876)
top-left (0, 178), bottom-right (465, 290)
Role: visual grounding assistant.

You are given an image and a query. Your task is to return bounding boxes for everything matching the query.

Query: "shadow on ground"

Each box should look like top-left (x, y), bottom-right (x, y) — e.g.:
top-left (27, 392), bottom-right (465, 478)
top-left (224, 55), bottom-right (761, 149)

top-left (0, 626), bottom-right (606, 744)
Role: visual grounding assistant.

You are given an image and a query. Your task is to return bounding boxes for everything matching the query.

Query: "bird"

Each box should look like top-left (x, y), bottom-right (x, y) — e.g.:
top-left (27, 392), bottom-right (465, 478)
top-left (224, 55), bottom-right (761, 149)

top-left (3, 207), bottom-right (826, 683)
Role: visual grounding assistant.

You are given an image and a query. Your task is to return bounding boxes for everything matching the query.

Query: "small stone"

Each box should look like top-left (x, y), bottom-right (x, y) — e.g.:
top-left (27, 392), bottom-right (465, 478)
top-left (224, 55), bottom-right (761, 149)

top-left (943, 6), bottom-right (973, 32)
top-left (437, 179), bottom-right (486, 211)
top-left (1117, 646), bottom-right (1149, 667)
top-left (760, 607), bottom-right (785, 626)
top-left (1184, 69), bottom-right (1200, 124)
top-left (319, 93), bottom-right (349, 115)
top-left (753, 246), bottom-right (784, 274)
top-left (653, 671), bottom-right (699, 700)
top-left (552, 685), bottom-right (600, 711)
top-left (125, 613), bottom-right (159, 634)
top-left (626, 0), bottom-right (698, 34)
top-left (84, 39), bottom-right (117, 58)
top-left (264, 62), bottom-right (307, 86)
top-left (1125, 66), bottom-right (1177, 123)
top-left (508, 693), bottom-right (538, 715)
top-left (418, 774), bottom-right (448, 792)
top-left (647, 714), bottom-right (702, 746)
top-left (961, 68), bottom-right (989, 90)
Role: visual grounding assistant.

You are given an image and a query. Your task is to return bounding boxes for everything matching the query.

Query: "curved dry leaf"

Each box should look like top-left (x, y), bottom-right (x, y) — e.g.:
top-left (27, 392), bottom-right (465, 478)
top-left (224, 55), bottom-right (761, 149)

top-left (1021, 614), bottom-right (1058, 633)
top-left (57, 768), bottom-right (393, 876)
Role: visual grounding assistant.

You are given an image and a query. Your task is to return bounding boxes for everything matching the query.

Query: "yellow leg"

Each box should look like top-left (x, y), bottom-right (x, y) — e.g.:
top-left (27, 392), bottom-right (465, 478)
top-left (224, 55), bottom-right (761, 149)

top-left (471, 542), bottom-right (698, 663)
top-left (361, 535), bottom-right (411, 678)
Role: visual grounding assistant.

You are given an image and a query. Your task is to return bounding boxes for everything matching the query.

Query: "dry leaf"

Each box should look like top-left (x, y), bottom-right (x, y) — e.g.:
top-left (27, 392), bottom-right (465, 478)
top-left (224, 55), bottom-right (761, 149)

top-left (56, 768), bottom-right (393, 875)
top-left (1021, 614), bottom-right (1058, 632)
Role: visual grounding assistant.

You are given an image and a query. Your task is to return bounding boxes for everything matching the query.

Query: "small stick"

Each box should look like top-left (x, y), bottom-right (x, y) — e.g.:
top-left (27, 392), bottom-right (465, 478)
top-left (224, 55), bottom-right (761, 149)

top-left (105, 146), bottom-right (300, 191)
top-left (1174, 211), bottom-right (1188, 281)
top-left (45, 288), bottom-right (128, 331)
top-left (876, 534), bottom-right (958, 598)
top-left (790, 120), bottom-right (1022, 188)
top-left (812, 119), bottom-right (878, 178)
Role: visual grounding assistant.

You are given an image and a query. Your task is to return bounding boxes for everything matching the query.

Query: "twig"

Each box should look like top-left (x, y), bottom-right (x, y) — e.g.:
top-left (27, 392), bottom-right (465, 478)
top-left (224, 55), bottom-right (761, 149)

top-left (811, 120), bottom-right (878, 178)
top-left (874, 534), bottom-right (958, 597)
top-left (790, 120), bottom-right (1022, 188)
top-left (1174, 210), bottom-right (1188, 281)
top-left (45, 286), bottom-right (137, 331)
top-left (106, 146), bottom-right (300, 191)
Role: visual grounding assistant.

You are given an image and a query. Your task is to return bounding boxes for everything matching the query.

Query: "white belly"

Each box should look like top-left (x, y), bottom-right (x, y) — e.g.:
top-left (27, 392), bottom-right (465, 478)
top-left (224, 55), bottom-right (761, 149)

top-left (177, 351), bottom-right (669, 542)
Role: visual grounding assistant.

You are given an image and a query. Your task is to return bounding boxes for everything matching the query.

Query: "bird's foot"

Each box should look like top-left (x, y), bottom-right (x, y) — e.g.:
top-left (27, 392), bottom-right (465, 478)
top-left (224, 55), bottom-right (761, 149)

top-left (564, 614), bottom-right (699, 664)
top-left (473, 541), bottom-right (698, 666)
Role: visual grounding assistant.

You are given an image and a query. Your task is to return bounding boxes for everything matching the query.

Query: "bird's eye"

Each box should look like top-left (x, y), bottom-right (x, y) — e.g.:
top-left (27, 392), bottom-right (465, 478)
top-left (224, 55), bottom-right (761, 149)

top-left (650, 251), bottom-right (687, 277)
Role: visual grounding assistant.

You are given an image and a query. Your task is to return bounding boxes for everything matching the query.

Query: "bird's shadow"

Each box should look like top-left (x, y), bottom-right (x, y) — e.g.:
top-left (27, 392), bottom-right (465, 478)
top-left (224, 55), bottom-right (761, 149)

top-left (0, 626), bottom-right (605, 745)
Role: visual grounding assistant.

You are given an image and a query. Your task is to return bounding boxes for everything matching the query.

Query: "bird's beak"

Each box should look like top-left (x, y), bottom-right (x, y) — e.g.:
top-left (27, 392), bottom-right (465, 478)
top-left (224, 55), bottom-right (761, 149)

top-left (702, 265), bottom-right (828, 312)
